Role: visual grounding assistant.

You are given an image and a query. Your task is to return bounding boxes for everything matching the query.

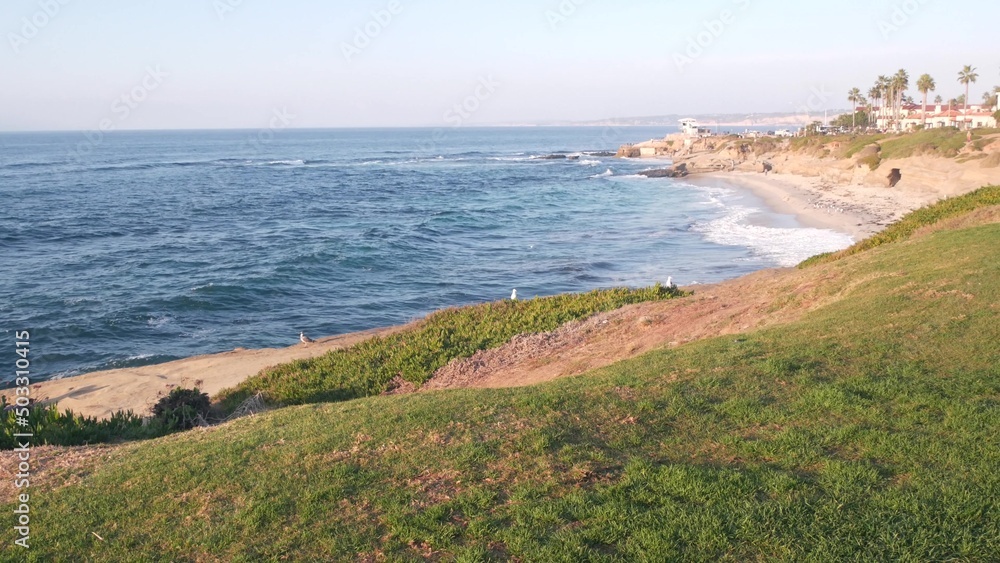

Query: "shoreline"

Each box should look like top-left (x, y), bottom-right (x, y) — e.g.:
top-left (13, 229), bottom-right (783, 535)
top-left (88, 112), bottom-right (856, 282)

top-left (5, 165), bottom-right (933, 420)
top-left (688, 170), bottom-right (891, 240)
top-left (2, 325), bottom-right (409, 420)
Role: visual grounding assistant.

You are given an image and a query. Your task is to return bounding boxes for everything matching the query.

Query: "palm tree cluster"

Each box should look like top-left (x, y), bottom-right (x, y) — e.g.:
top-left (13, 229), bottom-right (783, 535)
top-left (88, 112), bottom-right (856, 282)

top-left (849, 65), bottom-right (995, 131)
top-left (863, 69), bottom-right (910, 130)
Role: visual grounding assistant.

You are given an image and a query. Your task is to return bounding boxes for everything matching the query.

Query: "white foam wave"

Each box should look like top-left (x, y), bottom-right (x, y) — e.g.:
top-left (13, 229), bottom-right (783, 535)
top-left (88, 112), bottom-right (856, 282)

top-left (48, 369), bottom-right (83, 381)
top-left (268, 159), bottom-right (305, 166)
top-left (579, 159), bottom-right (601, 166)
top-left (147, 315), bottom-right (173, 329)
top-left (694, 207), bottom-right (854, 267)
top-left (591, 169), bottom-right (615, 178)
top-left (125, 353), bottom-right (155, 362)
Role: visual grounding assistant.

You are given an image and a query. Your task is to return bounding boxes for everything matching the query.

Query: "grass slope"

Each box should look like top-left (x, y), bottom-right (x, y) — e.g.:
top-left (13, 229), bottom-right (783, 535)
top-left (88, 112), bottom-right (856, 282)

top-left (4, 224), bottom-right (1000, 561)
top-left (217, 285), bottom-right (683, 412)
top-left (790, 128), bottom-right (1000, 165)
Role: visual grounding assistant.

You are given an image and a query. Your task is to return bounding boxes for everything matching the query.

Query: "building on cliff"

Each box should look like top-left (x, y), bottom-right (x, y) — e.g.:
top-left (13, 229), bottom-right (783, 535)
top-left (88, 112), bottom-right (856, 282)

top-left (873, 103), bottom-right (997, 131)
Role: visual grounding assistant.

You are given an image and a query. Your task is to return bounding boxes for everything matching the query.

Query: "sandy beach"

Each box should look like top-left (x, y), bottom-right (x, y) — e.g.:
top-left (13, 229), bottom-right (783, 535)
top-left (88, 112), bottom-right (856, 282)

top-left (5, 163), bottom-right (988, 420)
top-left (3, 325), bottom-right (407, 420)
top-left (692, 170), bottom-right (911, 240)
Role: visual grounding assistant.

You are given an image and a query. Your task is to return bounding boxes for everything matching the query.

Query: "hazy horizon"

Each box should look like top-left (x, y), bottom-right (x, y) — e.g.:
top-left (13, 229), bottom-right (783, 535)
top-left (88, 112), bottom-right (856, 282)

top-left (3, 0), bottom-right (998, 132)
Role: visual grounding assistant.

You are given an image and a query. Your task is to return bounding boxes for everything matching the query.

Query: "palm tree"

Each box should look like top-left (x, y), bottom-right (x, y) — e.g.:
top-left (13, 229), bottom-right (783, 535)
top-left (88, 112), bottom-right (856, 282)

top-left (917, 74), bottom-right (936, 128)
top-left (877, 75), bottom-right (891, 127)
top-left (892, 69), bottom-right (910, 130)
top-left (867, 86), bottom-right (880, 126)
top-left (847, 88), bottom-right (863, 130)
top-left (957, 65), bottom-right (979, 129)
top-left (934, 95), bottom-right (943, 104)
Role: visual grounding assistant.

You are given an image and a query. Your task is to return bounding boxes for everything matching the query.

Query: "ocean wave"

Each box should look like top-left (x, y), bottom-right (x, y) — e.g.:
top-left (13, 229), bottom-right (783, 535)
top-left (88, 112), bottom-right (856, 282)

top-left (579, 159), bottom-right (601, 166)
top-left (591, 169), bottom-right (615, 178)
top-left (489, 156), bottom-right (533, 162)
top-left (266, 159), bottom-right (305, 166)
top-left (693, 207), bottom-right (853, 267)
top-left (147, 315), bottom-right (174, 329)
top-left (1, 160), bottom-right (67, 170)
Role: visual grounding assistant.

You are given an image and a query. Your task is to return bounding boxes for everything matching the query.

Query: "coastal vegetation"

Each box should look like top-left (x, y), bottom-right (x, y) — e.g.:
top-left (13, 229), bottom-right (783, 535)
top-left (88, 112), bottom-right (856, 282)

top-left (216, 284), bottom-right (685, 411)
top-left (6, 195), bottom-right (998, 560)
top-left (787, 127), bottom-right (999, 167)
top-left (1, 286), bottom-right (684, 449)
top-left (0, 387), bottom-right (212, 449)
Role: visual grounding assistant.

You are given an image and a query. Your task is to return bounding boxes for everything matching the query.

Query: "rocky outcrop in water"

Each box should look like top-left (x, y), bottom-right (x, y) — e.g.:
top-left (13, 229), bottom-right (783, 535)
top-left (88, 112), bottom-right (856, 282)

top-left (638, 163), bottom-right (688, 178)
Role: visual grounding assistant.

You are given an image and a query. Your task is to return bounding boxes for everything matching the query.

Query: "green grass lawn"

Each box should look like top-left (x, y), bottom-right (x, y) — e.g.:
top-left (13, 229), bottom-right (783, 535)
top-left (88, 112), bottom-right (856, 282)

top-left (3, 217), bottom-right (999, 561)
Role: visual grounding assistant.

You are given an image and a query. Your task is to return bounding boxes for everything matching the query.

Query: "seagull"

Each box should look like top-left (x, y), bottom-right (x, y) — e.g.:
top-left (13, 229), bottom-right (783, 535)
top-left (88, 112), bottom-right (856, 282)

top-left (510, 289), bottom-right (518, 301)
top-left (666, 277), bottom-right (677, 290)
top-left (300, 332), bottom-right (314, 344)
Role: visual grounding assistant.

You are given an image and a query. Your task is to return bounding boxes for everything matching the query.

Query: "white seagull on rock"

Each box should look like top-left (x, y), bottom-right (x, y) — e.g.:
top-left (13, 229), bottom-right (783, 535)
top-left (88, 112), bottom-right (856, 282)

top-left (510, 289), bottom-right (518, 301)
top-left (300, 332), bottom-right (315, 344)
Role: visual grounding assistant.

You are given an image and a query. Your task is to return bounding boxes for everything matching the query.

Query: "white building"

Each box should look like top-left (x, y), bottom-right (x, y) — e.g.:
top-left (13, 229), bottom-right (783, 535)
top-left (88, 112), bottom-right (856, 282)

top-left (679, 118), bottom-right (699, 136)
top-left (679, 118), bottom-right (712, 136)
top-left (874, 103), bottom-right (997, 131)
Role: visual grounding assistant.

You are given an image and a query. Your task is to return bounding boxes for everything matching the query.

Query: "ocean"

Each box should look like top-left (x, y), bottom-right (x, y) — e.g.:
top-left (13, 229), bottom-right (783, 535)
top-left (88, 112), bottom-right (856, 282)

top-left (0, 127), bottom-right (853, 382)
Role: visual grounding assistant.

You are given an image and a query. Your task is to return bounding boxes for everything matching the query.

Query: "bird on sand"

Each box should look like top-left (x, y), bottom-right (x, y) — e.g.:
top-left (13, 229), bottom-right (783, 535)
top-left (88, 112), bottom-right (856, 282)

top-left (300, 332), bottom-right (315, 344)
top-left (510, 289), bottom-right (518, 301)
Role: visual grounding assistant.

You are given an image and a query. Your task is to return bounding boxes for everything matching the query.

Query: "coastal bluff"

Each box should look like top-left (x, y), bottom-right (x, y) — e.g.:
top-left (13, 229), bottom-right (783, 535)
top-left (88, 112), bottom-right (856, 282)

top-left (618, 130), bottom-right (1000, 196)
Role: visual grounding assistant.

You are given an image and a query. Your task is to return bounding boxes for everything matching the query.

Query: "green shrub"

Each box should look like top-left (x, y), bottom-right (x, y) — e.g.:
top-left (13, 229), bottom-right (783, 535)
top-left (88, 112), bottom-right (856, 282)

top-left (877, 128), bottom-right (965, 160)
top-left (858, 154), bottom-right (882, 171)
top-left (843, 135), bottom-right (888, 158)
top-left (153, 388), bottom-right (211, 430)
top-left (0, 388), bottom-right (217, 449)
top-left (0, 396), bottom-right (157, 449)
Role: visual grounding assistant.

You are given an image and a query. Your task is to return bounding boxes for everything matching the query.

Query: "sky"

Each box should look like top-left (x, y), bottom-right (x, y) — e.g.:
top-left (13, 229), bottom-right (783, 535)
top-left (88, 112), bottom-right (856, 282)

top-left (2, 0), bottom-right (998, 131)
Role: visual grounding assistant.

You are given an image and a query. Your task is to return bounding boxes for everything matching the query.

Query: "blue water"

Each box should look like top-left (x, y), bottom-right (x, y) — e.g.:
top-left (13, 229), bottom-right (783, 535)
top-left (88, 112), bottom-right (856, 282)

top-left (0, 127), bottom-right (852, 382)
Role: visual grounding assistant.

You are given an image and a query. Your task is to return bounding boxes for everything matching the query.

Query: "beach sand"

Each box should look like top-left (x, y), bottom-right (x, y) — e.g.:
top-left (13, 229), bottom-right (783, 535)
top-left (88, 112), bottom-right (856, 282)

top-left (4, 325), bottom-right (407, 420)
top-left (5, 167), bottom-right (972, 420)
top-left (692, 170), bottom-right (919, 240)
